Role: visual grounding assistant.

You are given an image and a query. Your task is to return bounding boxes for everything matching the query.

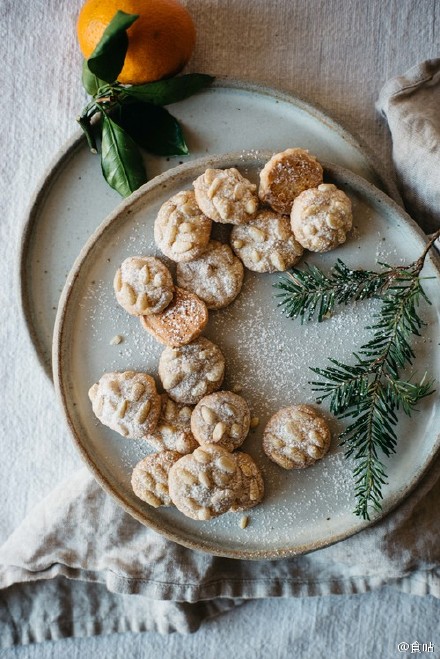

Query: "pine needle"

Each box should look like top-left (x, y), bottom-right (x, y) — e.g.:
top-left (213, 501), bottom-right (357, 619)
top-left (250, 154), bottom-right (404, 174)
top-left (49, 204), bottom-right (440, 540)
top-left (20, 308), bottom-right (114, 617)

top-left (274, 228), bottom-right (439, 519)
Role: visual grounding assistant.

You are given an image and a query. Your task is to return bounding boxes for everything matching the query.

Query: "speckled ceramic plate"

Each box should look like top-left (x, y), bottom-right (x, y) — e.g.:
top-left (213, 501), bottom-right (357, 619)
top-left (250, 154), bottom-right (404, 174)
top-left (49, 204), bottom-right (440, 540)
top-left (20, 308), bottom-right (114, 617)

top-left (20, 78), bottom-right (396, 379)
top-left (53, 152), bottom-right (440, 560)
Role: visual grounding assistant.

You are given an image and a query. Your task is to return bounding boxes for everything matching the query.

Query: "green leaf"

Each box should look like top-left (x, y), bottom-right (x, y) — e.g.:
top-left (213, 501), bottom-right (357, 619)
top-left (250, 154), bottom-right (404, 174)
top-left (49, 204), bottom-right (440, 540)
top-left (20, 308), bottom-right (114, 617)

top-left (100, 114), bottom-right (147, 197)
top-left (87, 11), bottom-right (138, 83)
top-left (77, 114), bottom-right (98, 154)
top-left (121, 74), bottom-right (215, 106)
top-left (115, 102), bottom-right (189, 156)
top-left (81, 60), bottom-right (107, 96)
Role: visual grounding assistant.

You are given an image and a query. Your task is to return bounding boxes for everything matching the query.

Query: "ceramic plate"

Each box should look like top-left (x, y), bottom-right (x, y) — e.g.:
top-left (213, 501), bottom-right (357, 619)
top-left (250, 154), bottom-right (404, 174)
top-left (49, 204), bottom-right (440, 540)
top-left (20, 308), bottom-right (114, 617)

top-left (53, 152), bottom-right (440, 560)
top-left (20, 79), bottom-right (396, 379)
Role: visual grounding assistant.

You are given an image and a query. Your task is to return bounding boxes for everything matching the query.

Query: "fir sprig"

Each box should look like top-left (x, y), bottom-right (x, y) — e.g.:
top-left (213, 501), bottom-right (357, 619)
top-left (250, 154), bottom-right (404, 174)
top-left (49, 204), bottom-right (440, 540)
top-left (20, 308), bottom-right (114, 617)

top-left (276, 228), bottom-right (439, 520)
top-left (274, 259), bottom-right (422, 323)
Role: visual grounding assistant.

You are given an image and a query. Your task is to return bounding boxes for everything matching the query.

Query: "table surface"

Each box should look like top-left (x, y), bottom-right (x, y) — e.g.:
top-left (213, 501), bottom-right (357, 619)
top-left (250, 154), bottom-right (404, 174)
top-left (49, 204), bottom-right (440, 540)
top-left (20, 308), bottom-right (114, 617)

top-left (2, 0), bottom-right (440, 656)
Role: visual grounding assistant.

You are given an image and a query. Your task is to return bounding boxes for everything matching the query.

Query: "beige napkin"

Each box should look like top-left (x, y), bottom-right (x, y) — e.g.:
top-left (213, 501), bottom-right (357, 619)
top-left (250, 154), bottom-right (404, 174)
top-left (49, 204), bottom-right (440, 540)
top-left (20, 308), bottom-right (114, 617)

top-left (2, 60), bottom-right (440, 647)
top-left (377, 58), bottom-right (440, 234)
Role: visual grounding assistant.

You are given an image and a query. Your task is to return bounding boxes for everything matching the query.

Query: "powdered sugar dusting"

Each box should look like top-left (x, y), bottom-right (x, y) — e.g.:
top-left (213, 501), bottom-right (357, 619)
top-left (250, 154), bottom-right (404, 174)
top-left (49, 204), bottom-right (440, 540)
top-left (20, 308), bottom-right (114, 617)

top-left (67, 155), bottom-right (440, 554)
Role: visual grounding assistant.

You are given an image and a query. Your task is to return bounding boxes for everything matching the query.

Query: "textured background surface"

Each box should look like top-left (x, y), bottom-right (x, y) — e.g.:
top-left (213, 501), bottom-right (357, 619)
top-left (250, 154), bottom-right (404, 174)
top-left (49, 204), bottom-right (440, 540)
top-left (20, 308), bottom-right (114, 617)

top-left (1, 0), bottom-right (440, 656)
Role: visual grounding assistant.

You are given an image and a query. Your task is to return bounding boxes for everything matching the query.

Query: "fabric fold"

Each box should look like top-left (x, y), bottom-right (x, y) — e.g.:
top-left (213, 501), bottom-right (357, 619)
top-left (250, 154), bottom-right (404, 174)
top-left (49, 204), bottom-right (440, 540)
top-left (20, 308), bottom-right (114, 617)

top-left (377, 58), bottom-right (440, 234)
top-left (1, 461), bottom-right (440, 618)
top-left (3, 56), bottom-right (440, 649)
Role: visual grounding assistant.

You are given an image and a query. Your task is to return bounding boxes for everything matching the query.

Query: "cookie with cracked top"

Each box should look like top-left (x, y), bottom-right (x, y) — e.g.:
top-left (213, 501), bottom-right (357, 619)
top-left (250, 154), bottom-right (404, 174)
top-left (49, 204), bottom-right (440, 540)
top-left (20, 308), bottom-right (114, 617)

top-left (259, 148), bottom-right (323, 214)
top-left (140, 287), bottom-right (208, 347)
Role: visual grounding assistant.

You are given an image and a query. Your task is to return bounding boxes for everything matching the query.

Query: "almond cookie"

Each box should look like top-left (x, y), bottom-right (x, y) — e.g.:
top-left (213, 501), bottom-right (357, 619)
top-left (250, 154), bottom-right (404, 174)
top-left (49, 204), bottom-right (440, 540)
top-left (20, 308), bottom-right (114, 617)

top-left (230, 452), bottom-right (265, 512)
top-left (154, 190), bottom-right (212, 262)
top-left (144, 394), bottom-right (198, 455)
top-left (263, 404), bottom-right (331, 469)
top-left (191, 391), bottom-right (251, 452)
top-left (158, 337), bottom-right (225, 405)
top-left (176, 240), bottom-right (244, 309)
top-left (88, 372), bottom-right (161, 439)
top-left (113, 256), bottom-right (174, 316)
top-left (140, 287), bottom-right (208, 347)
top-left (168, 444), bottom-right (243, 520)
top-left (193, 167), bottom-right (258, 224)
top-left (290, 183), bottom-right (353, 252)
top-left (230, 209), bottom-right (303, 273)
top-left (131, 450), bottom-right (182, 507)
top-left (259, 148), bottom-right (323, 215)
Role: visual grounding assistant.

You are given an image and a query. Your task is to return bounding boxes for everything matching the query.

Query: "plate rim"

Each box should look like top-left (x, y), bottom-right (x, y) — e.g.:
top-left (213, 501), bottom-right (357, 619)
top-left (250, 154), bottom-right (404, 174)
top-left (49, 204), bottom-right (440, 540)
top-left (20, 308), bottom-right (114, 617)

top-left (52, 151), bottom-right (440, 560)
top-left (19, 76), bottom-right (400, 381)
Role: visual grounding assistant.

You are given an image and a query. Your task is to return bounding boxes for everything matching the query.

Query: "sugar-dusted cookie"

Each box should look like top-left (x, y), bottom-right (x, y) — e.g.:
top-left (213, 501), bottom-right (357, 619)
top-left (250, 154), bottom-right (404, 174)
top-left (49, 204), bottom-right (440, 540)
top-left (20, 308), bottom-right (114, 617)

top-left (154, 189), bottom-right (212, 262)
top-left (290, 183), bottom-right (353, 252)
top-left (229, 452), bottom-right (265, 512)
top-left (263, 404), bottom-right (331, 469)
top-left (158, 337), bottom-right (225, 405)
top-left (88, 371), bottom-right (161, 439)
top-left (258, 148), bottom-right (323, 215)
top-left (140, 287), bottom-right (208, 347)
top-left (176, 240), bottom-right (244, 309)
top-left (113, 256), bottom-right (174, 316)
top-left (230, 209), bottom-right (303, 272)
top-left (168, 444), bottom-right (243, 520)
top-left (191, 391), bottom-right (250, 452)
top-left (144, 394), bottom-right (198, 455)
top-left (131, 450), bottom-right (182, 507)
top-left (193, 168), bottom-right (258, 224)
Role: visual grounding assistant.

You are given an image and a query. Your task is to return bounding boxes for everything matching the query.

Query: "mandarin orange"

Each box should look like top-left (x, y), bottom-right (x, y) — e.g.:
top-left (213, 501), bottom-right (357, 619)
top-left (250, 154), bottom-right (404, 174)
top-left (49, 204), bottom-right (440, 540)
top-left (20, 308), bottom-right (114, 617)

top-left (77, 0), bottom-right (196, 84)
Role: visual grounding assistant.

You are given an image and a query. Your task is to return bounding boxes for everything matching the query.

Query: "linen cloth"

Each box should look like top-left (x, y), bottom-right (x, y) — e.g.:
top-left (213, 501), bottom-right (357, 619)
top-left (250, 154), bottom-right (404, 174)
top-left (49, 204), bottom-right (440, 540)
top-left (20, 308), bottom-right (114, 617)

top-left (377, 58), bottom-right (440, 235)
top-left (2, 0), bottom-right (440, 654)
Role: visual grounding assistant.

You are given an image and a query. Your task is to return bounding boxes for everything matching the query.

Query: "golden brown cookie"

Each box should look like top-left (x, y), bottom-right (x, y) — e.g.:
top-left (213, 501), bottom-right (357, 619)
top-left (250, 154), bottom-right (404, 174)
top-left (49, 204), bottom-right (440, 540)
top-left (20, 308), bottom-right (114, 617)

top-left (158, 337), bottom-right (225, 405)
top-left (191, 391), bottom-right (251, 452)
top-left (131, 450), bottom-right (182, 507)
top-left (113, 256), bottom-right (174, 316)
top-left (290, 183), bottom-right (353, 252)
top-left (193, 167), bottom-right (258, 224)
top-left (144, 394), bottom-right (198, 455)
top-left (230, 452), bottom-right (265, 512)
top-left (154, 190), bottom-right (212, 262)
top-left (230, 209), bottom-right (303, 272)
top-left (258, 148), bottom-right (323, 214)
top-left (263, 404), bottom-right (331, 469)
top-left (176, 240), bottom-right (244, 309)
top-left (168, 444), bottom-right (244, 520)
top-left (140, 287), bottom-right (208, 347)
top-left (88, 371), bottom-right (161, 439)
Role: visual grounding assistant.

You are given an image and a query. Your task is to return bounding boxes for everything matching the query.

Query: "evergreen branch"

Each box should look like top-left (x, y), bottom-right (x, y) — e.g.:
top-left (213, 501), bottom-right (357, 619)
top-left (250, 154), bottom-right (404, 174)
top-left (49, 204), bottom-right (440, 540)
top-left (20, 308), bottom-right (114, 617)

top-left (282, 228), bottom-right (440, 520)
top-left (274, 260), bottom-right (420, 323)
top-left (384, 374), bottom-right (435, 416)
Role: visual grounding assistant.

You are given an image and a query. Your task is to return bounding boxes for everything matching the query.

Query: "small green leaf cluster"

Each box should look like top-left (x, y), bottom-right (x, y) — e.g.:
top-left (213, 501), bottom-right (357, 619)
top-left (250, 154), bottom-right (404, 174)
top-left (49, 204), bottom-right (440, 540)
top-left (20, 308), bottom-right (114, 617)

top-left (77, 10), bottom-right (214, 197)
top-left (274, 230), bottom-right (439, 520)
